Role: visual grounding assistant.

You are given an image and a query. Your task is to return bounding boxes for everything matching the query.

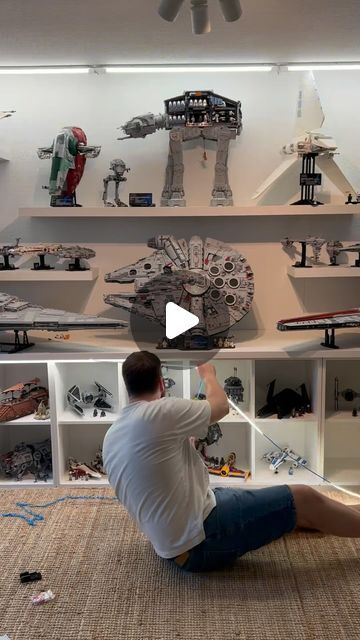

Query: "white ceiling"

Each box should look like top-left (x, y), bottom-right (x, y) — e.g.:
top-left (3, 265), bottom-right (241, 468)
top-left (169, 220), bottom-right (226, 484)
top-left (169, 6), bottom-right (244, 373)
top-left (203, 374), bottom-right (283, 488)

top-left (0, 0), bottom-right (359, 66)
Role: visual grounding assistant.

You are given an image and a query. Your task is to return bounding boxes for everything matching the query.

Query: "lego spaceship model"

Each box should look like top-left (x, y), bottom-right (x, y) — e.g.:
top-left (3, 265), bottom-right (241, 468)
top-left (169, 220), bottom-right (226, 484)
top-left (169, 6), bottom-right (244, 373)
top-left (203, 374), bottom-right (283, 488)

top-left (119, 90), bottom-right (242, 206)
top-left (277, 309), bottom-right (360, 349)
top-left (257, 379), bottom-right (311, 420)
top-left (104, 235), bottom-right (254, 348)
top-left (67, 381), bottom-right (113, 417)
top-left (0, 292), bottom-right (127, 353)
top-left (0, 378), bottom-right (49, 423)
top-left (253, 72), bottom-right (360, 205)
top-left (0, 239), bottom-right (96, 271)
top-left (38, 126), bottom-right (101, 207)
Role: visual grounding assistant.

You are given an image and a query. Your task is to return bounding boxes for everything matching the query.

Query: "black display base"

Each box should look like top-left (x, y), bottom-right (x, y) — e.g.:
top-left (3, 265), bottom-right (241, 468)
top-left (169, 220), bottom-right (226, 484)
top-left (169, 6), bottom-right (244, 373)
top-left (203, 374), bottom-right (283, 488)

top-left (291, 199), bottom-right (323, 206)
top-left (0, 255), bottom-right (17, 270)
top-left (32, 255), bottom-right (53, 271)
top-left (0, 330), bottom-right (34, 354)
top-left (321, 328), bottom-right (339, 349)
top-left (50, 193), bottom-right (82, 207)
top-left (294, 264), bottom-right (312, 268)
top-left (67, 258), bottom-right (89, 272)
top-left (156, 334), bottom-right (235, 351)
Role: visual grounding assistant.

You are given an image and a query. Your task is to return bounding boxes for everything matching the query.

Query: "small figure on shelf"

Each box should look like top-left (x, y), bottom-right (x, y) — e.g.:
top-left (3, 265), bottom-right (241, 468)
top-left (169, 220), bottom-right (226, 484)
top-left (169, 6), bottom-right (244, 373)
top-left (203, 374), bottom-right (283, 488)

top-left (33, 400), bottom-right (50, 421)
top-left (102, 159), bottom-right (130, 208)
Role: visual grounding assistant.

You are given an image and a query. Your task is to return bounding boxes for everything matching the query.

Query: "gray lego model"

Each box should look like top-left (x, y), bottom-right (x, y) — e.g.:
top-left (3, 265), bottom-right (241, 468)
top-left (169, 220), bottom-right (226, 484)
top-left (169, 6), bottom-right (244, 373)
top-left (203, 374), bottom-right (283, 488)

top-left (104, 235), bottom-right (254, 348)
top-left (0, 239), bottom-right (96, 271)
top-left (0, 292), bottom-right (127, 353)
top-left (102, 159), bottom-right (130, 207)
top-left (282, 236), bottom-right (326, 267)
top-left (67, 381), bottom-right (113, 417)
top-left (119, 90), bottom-right (242, 207)
top-left (0, 438), bottom-right (52, 482)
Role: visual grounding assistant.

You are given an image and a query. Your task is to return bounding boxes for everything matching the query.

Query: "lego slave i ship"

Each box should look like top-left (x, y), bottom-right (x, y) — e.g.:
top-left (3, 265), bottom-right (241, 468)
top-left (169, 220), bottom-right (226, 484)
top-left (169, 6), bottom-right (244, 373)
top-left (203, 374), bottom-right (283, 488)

top-left (277, 309), bottom-right (360, 348)
top-left (119, 90), bottom-right (242, 206)
top-left (104, 235), bottom-right (254, 349)
top-left (37, 126), bottom-right (101, 206)
top-left (0, 292), bottom-right (127, 353)
top-left (0, 378), bottom-right (48, 422)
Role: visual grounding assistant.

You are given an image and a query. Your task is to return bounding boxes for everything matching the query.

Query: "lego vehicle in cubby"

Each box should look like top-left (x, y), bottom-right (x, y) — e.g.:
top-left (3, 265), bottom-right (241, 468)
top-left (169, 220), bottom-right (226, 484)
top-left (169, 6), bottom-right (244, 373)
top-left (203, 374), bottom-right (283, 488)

top-left (0, 438), bottom-right (52, 482)
top-left (257, 379), bottom-right (311, 419)
top-left (262, 448), bottom-right (307, 475)
top-left (68, 457), bottom-right (103, 481)
top-left (37, 126), bottom-right (101, 207)
top-left (67, 381), bottom-right (113, 417)
top-left (0, 378), bottom-right (48, 422)
top-left (119, 90), bottom-right (242, 207)
top-left (195, 422), bottom-right (250, 479)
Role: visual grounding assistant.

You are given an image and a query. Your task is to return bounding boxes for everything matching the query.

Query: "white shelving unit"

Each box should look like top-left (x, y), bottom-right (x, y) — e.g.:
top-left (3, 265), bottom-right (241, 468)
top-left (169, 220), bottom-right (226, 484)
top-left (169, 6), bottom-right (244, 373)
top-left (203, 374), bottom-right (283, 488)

top-left (19, 204), bottom-right (360, 218)
top-left (0, 354), bottom-right (357, 490)
top-left (287, 265), bottom-right (360, 278)
top-left (0, 268), bottom-right (99, 282)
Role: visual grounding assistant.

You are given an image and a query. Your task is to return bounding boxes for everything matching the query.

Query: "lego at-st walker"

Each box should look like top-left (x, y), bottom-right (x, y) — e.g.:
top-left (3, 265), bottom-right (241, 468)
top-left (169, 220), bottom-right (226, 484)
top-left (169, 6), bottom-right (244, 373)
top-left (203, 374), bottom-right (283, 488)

top-left (102, 159), bottom-right (130, 207)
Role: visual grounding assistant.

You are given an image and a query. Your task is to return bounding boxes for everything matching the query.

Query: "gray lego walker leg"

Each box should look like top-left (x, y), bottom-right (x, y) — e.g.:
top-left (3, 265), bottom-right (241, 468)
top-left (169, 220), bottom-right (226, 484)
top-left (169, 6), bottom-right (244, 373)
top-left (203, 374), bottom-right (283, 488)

top-left (210, 130), bottom-right (234, 207)
top-left (161, 131), bottom-right (186, 207)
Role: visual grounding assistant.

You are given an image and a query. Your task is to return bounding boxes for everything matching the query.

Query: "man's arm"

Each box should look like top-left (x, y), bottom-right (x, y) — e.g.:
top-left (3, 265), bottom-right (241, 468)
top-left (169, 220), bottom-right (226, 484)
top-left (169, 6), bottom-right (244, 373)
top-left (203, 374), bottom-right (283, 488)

top-left (197, 363), bottom-right (229, 423)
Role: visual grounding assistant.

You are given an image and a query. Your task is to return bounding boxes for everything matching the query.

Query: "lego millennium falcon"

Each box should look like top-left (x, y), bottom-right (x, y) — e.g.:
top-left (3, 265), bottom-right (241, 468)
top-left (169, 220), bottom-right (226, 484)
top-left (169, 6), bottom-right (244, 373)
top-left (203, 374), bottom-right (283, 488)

top-left (0, 292), bottom-right (127, 353)
top-left (0, 239), bottom-right (96, 271)
top-left (38, 126), bottom-right (101, 207)
top-left (253, 72), bottom-right (360, 205)
top-left (277, 309), bottom-right (360, 349)
top-left (104, 235), bottom-right (254, 350)
top-left (119, 90), bottom-right (242, 206)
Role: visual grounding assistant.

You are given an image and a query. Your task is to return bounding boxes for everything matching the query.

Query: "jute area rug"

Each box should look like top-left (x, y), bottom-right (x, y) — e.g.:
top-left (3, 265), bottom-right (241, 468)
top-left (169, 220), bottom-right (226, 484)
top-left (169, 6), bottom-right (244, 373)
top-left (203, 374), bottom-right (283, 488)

top-left (0, 487), bottom-right (358, 640)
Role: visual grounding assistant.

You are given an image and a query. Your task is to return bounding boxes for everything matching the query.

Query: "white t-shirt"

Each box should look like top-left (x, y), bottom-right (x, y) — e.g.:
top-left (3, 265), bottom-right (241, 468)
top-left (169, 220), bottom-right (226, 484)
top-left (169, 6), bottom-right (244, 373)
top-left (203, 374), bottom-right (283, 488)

top-left (103, 397), bottom-right (216, 559)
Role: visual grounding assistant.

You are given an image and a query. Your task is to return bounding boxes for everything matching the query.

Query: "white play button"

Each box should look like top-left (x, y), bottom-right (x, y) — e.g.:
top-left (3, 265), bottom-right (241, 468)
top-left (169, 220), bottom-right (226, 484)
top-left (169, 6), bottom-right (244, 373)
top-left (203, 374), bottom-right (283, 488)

top-left (166, 302), bottom-right (199, 340)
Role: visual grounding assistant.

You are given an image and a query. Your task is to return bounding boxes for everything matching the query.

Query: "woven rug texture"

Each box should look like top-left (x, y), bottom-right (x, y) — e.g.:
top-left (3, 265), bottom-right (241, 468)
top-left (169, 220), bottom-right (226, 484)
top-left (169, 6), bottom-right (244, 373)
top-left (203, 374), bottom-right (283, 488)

top-left (0, 487), bottom-right (359, 640)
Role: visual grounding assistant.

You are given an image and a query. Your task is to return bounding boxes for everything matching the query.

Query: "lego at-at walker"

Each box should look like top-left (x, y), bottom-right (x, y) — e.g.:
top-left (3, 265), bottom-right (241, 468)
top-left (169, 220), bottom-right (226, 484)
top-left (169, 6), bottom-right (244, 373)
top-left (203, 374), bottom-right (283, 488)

top-left (119, 90), bottom-right (242, 206)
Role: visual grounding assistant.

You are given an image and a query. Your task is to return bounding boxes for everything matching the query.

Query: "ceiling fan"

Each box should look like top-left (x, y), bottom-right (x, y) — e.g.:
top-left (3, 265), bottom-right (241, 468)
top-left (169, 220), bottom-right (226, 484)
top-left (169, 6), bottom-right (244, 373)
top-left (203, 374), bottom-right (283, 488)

top-left (158, 0), bottom-right (242, 35)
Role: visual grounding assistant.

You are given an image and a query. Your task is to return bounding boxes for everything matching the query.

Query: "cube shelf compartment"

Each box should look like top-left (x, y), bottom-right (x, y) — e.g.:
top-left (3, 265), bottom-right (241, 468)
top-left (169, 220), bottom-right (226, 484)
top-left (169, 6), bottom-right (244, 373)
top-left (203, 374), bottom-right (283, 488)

top-left (0, 355), bottom-right (358, 489)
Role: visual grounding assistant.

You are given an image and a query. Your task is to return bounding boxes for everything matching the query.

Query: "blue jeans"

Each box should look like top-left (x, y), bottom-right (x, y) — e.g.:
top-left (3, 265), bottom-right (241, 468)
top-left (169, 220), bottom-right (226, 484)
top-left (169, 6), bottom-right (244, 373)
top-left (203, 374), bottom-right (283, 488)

top-left (172, 485), bottom-right (297, 573)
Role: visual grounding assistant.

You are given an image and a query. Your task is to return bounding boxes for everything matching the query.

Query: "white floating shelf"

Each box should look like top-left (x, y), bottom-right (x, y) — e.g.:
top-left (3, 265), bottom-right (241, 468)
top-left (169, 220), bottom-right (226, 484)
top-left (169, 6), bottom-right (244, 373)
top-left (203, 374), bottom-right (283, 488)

top-left (0, 268), bottom-right (98, 282)
top-left (287, 265), bottom-right (360, 278)
top-left (19, 204), bottom-right (360, 219)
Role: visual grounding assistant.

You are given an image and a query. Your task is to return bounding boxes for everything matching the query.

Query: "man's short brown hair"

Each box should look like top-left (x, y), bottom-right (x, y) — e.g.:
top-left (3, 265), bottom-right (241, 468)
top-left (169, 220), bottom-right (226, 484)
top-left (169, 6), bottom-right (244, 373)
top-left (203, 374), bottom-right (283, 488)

top-left (122, 351), bottom-right (162, 396)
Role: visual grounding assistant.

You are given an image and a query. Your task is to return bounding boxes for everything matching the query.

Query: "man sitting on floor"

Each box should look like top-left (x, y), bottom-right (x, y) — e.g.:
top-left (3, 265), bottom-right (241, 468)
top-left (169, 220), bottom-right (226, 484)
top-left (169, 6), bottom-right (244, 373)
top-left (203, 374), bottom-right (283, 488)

top-left (103, 351), bottom-right (360, 573)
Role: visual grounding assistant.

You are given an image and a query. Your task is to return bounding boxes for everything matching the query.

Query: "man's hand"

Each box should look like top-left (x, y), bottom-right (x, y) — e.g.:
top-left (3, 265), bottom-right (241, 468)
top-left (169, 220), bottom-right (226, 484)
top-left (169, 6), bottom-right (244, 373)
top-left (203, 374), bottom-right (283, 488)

top-left (196, 361), bottom-right (229, 423)
top-left (197, 363), bottom-right (216, 381)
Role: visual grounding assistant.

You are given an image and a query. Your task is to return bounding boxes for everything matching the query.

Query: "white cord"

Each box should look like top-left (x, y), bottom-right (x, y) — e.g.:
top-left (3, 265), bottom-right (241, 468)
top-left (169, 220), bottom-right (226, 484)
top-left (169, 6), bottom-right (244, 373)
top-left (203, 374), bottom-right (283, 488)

top-left (227, 398), bottom-right (360, 500)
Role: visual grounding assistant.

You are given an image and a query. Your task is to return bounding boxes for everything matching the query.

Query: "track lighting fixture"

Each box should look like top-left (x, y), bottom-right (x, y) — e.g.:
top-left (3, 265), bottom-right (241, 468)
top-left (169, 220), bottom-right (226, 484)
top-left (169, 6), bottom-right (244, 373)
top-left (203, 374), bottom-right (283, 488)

top-left (158, 0), bottom-right (242, 34)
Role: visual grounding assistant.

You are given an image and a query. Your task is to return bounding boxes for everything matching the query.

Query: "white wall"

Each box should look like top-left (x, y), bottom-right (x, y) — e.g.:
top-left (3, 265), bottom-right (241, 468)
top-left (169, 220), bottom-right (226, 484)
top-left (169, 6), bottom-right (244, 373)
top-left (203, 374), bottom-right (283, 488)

top-left (0, 70), bottom-right (360, 330)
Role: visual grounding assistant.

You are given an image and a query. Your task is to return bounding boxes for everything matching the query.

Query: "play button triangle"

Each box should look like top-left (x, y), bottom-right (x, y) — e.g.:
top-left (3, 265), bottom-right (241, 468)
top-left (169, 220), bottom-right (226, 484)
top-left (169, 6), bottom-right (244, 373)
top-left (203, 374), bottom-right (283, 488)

top-left (166, 302), bottom-right (199, 340)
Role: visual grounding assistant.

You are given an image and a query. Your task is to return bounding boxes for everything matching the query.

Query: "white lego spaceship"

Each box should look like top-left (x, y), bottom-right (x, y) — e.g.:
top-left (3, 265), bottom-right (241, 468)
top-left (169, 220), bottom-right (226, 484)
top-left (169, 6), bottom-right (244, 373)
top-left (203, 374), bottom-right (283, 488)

top-left (253, 72), bottom-right (360, 203)
top-left (104, 235), bottom-right (254, 340)
top-left (0, 292), bottom-right (127, 352)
